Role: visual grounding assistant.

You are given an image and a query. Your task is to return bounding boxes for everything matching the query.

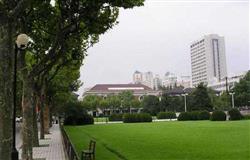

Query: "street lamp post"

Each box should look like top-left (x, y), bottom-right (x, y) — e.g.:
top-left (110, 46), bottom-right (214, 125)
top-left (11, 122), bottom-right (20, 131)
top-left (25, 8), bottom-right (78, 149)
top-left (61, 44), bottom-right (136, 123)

top-left (12, 34), bottom-right (29, 160)
top-left (182, 93), bottom-right (188, 112)
top-left (229, 92), bottom-right (235, 108)
top-left (159, 94), bottom-right (162, 112)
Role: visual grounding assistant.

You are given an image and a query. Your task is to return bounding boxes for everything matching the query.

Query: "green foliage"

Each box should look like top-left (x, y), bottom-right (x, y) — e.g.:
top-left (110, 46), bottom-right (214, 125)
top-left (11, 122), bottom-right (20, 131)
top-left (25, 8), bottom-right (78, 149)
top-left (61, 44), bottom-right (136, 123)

top-left (213, 92), bottom-right (230, 110)
top-left (131, 99), bottom-right (141, 108)
top-left (157, 112), bottom-right (176, 119)
top-left (189, 111), bottom-right (200, 120)
top-left (106, 95), bottom-right (121, 109)
top-left (189, 83), bottom-right (213, 111)
top-left (119, 91), bottom-right (134, 108)
top-left (142, 95), bottom-right (160, 115)
top-left (233, 71), bottom-right (250, 107)
top-left (81, 95), bottom-right (102, 110)
top-left (123, 113), bottom-right (152, 123)
top-left (198, 111), bottom-right (211, 120)
top-left (109, 113), bottom-right (123, 121)
top-left (210, 111), bottom-right (226, 121)
top-left (62, 101), bottom-right (94, 125)
top-left (168, 96), bottom-right (184, 112)
top-left (177, 112), bottom-right (191, 121)
top-left (178, 111), bottom-right (210, 121)
top-left (228, 108), bottom-right (242, 120)
top-left (99, 99), bottom-right (109, 109)
top-left (243, 115), bottom-right (250, 120)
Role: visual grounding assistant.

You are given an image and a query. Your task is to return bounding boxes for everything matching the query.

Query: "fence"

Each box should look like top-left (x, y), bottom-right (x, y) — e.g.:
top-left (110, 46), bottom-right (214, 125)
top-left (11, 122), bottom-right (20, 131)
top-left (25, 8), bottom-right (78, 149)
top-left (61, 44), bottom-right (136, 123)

top-left (60, 123), bottom-right (80, 160)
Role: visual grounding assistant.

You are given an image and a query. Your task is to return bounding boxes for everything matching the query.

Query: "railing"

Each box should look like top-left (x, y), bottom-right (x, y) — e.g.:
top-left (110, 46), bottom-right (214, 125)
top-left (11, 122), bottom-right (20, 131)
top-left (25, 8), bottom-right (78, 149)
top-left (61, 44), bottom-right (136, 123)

top-left (60, 123), bottom-right (80, 160)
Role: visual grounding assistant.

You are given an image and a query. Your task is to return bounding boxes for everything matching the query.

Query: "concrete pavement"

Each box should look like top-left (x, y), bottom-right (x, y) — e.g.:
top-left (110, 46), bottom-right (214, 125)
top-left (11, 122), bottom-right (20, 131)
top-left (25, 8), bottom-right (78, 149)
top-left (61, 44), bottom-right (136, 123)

top-left (18, 124), bottom-right (67, 160)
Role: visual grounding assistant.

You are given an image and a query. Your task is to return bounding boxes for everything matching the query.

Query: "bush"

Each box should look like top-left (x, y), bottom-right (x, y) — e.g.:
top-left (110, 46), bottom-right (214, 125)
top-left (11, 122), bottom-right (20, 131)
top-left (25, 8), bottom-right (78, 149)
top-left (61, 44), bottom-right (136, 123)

top-left (210, 111), bottom-right (226, 121)
top-left (177, 112), bottom-right (191, 121)
top-left (109, 114), bottom-right (123, 121)
top-left (123, 113), bottom-right (152, 123)
top-left (189, 111), bottom-right (200, 120)
top-left (228, 108), bottom-right (242, 120)
top-left (198, 111), bottom-right (211, 120)
top-left (64, 114), bottom-right (94, 125)
top-left (63, 102), bottom-right (94, 125)
top-left (157, 112), bottom-right (176, 119)
top-left (243, 115), bottom-right (250, 120)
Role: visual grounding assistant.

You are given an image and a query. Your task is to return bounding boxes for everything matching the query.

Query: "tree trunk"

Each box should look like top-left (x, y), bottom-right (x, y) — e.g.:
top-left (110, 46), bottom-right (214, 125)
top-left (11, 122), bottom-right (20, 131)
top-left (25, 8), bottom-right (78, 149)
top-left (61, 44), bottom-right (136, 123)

top-left (0, 22), bottom-right (14, 160)
top-left (32, 96), bottom-right (39, 147)
top-left (44, 104), bottom-right (50, 134)
top-left (49, 110), bottom-right (53, 127)
top-left (21, 78), bottom-right (33, 160)
top-left (39, 87), bottom-right (45, 139)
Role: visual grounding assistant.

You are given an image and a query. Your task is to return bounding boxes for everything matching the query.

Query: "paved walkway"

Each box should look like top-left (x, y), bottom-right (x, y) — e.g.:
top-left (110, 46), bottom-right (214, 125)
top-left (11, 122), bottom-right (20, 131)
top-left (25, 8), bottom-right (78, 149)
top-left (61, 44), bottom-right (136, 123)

top-left (18, 124), bottom-right (67, 160)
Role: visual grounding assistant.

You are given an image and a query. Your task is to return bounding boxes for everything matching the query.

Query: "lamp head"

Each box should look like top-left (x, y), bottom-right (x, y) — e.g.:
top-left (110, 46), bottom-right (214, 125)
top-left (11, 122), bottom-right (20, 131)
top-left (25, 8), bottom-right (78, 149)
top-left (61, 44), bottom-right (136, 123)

top-left (16, 34), bottom-right (29, 49)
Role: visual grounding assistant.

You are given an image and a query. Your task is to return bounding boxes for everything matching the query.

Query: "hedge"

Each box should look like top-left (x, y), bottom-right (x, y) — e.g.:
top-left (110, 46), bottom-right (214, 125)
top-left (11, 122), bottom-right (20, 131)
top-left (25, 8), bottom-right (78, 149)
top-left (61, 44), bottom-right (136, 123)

top-left (228, 108), bottom-right (242, 120)
top-left (64, 114), bottom-right (94, 125)
top-left (243, 115), bottom-right (250, 120)
top-left (177, 112), bottom-right (191, 121)
top-left (109, 113), bottom-right (123, 121)
top-left (210, 111), bottom-right (226, 121)
top-left (198, 111), bottom-right (211, 120)
top-left (123, 113), bottom-right (152, 123)
top-left (178, 111), bottom-right (211, 121)
top-left (157, 112), bottom-right (176, 119)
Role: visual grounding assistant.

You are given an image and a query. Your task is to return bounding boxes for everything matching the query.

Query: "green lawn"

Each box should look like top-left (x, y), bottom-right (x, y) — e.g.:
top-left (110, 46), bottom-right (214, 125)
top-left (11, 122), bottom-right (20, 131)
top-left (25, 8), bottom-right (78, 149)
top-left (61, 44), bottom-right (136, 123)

top-left (65, 120), bottom-right (250, 160)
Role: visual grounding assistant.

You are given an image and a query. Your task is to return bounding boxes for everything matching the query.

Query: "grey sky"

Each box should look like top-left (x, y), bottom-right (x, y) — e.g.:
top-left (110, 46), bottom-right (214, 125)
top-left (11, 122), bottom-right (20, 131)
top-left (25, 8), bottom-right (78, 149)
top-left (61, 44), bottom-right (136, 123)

top-left (77, 0), bottom-right (249, 96)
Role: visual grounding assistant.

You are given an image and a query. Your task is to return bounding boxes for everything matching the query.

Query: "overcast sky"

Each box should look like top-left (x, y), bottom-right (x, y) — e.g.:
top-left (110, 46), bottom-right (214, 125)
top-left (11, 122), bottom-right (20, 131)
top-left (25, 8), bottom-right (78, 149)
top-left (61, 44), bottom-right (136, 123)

top-left (77, 0), bottom-right (249, 96)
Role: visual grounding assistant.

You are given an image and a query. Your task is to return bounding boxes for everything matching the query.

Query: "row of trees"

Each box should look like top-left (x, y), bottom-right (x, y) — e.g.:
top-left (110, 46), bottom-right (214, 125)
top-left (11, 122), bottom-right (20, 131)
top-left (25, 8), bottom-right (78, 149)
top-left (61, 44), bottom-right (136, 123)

top-left (81, 71), bottom-right (250, 116)
top-left (0, 1), bottom-right (145, 160)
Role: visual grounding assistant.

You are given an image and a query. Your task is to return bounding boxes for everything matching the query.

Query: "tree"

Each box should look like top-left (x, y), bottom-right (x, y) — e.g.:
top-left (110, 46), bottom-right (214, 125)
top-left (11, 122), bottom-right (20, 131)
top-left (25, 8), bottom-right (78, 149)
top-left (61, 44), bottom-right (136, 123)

top-left (82, 95), bottom-right (101, 110)
top-left (142, 95), bottom-right (160, 115)
top-left (189, 83), bottom-right (213, 111)
top-left (169, 96), bottom-right (184, 112)
top-left (131, 99), bottom-right (141, 108)
top-left (233, 71), bottom-right (250, 107)
top-left (213, 92), bottom-right (230, 110)
top-left (0, 1), bottom-right (145, 159)
top-left (118, 91), bottom-right (134, 112)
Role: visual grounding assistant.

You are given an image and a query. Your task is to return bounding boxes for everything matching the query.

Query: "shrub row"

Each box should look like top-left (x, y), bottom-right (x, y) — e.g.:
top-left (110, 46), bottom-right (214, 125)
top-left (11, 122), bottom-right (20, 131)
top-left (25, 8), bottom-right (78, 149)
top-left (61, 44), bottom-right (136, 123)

top-left (210, 111), bottom-right (226, 121)
top-left (178, 111), bottom-right (210, 121)
top-left (109, 113), bottom-right (123, 121)
top-left (123, 113), bottom-right (152, 123)
top-left (228, 108), bottom-right (243, 120)
top-left (243, 115), bottom-right (250, 120)
top-left (157, 112), bottom-right (176, 119)
top-left (64, 114), bottom-right (94, 125)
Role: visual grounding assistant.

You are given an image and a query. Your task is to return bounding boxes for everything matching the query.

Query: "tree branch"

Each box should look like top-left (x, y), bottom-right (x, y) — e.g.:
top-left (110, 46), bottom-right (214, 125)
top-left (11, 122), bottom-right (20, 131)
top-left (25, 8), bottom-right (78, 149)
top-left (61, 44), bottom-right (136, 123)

top-left (10, 0), bottom-right (31, 19)
top-left (47, 59), bottom-right (71, 83)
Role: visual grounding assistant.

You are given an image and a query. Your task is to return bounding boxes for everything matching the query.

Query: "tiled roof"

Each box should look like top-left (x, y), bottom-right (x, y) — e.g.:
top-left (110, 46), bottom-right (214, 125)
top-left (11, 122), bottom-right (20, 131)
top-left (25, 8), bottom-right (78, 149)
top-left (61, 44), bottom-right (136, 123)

top-left (89, 84), bottom-right (153, 91)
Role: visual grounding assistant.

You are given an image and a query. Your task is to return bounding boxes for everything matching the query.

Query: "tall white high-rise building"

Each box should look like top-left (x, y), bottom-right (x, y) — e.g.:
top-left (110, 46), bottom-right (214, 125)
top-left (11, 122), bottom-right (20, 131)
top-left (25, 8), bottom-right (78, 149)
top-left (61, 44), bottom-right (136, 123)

top-left (190, 34), bottom-right (227, 87)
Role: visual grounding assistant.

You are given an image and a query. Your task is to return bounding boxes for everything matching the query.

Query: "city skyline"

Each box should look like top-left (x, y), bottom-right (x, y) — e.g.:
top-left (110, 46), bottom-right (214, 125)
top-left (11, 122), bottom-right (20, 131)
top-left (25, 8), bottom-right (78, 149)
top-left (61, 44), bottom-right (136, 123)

top-left (77, 0), bottom-right (249, 96)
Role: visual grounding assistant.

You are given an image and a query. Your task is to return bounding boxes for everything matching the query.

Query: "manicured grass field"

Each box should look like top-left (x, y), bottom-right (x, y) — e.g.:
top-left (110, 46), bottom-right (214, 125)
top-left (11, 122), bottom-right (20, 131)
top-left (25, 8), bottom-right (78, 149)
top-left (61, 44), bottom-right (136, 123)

top-left (65, 120), bottom-right (250, 160)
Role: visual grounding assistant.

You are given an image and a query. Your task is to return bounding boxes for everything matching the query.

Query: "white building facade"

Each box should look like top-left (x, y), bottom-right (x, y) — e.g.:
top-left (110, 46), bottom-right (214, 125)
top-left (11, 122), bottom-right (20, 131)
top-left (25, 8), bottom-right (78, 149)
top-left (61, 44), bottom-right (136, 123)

top-left (133, 71), bottom-right (154, 89)
top-left (190, 34), bottom-right (227, 87)
top-left (162, 72), bottom-right (177, 88)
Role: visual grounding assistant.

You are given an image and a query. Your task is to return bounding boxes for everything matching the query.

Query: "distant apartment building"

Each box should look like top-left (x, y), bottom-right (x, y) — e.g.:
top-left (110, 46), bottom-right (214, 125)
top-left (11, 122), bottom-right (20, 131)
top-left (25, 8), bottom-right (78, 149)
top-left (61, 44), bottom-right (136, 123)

top-left (153, 74), bottom-right (162, 90)
top-left (162, 72), bottom-right (177, 88)
top-left (190, 34), bottom-right (227, 87)
top-left (133, 71), bottom-right (154, 89)
top-left (133, 71), bottom-right (143, 84)
top-left (208, 73), bottom-right (245, 92)
top-left (177, 76), bottom-right (191, 88)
